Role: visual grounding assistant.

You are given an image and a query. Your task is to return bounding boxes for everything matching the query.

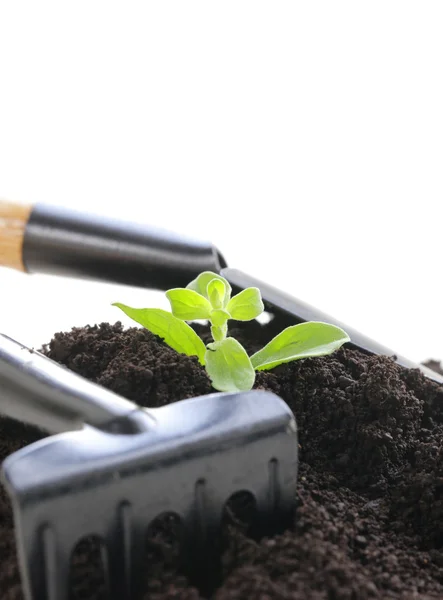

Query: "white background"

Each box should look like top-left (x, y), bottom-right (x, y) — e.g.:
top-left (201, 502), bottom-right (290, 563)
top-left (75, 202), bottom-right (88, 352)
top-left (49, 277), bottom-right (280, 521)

top-left (0, 2), bottom-right (442, 364)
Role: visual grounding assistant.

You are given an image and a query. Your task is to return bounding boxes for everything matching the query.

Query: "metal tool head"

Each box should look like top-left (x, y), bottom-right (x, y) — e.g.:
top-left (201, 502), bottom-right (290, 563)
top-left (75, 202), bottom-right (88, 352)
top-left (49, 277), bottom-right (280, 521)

top-left (1, 390), bottom-right (298, 600)
top-left (222, 268), bottom-right (443, 385)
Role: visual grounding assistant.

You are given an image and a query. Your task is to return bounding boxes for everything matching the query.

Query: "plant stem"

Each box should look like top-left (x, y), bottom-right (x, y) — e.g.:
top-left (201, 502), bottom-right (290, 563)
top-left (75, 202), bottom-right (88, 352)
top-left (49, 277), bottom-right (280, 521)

top-left (211, 323), bottom-right (227, 342)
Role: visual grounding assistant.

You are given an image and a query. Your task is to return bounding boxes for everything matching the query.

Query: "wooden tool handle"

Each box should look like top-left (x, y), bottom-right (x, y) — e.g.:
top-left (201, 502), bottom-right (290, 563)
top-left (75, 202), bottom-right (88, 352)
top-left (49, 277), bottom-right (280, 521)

top-left (0, 200), bottom-right (33, 271)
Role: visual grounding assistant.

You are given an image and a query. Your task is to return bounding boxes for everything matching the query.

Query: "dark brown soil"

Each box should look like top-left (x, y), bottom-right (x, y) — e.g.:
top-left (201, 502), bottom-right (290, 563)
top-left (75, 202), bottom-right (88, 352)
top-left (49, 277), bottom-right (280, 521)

top-left (2, 321), bottom-right (443, 599)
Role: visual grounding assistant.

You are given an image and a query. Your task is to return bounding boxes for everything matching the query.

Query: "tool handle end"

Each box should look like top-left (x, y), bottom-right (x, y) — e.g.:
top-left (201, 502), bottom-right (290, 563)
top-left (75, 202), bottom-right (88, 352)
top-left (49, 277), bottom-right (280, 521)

top-left (0, 200), bottom-right (32, 272)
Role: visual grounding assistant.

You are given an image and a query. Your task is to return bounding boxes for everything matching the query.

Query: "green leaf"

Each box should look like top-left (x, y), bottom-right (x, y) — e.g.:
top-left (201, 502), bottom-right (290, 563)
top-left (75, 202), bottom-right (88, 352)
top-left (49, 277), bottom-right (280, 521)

top-left (250, 322), bottom-right (350, 371)
top-left (166, 288), bottom-right (212, 320)
top-left (227, 287), bottom-right (264, 321)
top-left (205, 337), bottom-right (255, 392)
top-left (207, 278), bottom-right (226, 309)
top-left (210, 308), bottom-right (231, 327)
top-left (113, 303), bottom-right (206, 364)
top-left (186, 271), bottom-right (231, 306)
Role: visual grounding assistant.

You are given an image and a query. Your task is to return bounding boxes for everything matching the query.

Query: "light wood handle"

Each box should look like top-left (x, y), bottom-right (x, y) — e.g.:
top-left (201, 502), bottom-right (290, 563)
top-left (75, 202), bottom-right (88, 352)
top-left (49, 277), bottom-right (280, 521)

top-left (0, 200), bottom-right (33, 271)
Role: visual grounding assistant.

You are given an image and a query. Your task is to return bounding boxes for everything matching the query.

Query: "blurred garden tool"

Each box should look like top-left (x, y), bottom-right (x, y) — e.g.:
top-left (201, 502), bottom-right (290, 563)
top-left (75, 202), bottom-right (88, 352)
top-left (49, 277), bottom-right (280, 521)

top-left (0, 199), bottom-right (441, 383)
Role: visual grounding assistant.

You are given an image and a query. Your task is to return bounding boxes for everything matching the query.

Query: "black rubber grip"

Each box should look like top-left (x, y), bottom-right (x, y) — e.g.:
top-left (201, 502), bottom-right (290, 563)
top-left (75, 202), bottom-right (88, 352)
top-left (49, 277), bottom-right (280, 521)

top-left (22, 204), bottom-right (227, 290)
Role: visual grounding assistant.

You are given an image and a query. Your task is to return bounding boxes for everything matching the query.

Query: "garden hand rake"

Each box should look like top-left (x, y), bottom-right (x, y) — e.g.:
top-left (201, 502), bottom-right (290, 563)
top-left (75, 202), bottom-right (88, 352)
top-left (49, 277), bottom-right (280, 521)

top-left (0, 333), bottom-right (298, 600)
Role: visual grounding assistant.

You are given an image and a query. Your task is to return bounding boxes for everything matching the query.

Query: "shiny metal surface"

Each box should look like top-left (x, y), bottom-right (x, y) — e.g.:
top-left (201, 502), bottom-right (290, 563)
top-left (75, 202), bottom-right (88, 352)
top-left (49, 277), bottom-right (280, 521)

top-left (23, 203), bottom-right (226, 290)
top-left (0, 333), bottom-right (298, 599)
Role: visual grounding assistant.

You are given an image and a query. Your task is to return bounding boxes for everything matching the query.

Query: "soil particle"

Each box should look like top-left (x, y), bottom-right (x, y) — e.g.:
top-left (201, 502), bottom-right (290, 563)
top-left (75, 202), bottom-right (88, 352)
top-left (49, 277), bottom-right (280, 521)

top-left (1, 321), bottom-right (443, 598)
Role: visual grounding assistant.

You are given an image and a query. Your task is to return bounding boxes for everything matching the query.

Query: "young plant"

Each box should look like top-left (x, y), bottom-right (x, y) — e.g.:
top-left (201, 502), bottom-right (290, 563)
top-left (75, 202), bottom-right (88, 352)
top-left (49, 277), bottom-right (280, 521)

top-left (113, 272), bottom-right (350, 393)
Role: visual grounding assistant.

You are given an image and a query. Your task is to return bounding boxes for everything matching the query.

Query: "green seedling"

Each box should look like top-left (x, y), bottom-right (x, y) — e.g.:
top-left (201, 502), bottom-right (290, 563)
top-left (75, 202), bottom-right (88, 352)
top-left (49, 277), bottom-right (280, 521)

top-left (113, 272), bottom-right (350, 393)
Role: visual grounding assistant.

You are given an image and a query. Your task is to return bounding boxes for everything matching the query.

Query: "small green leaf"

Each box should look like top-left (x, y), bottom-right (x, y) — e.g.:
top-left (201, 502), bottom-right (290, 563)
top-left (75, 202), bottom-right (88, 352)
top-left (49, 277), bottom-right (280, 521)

top-left (227, 287), bottom-right (264, 321)
top-left (250, 322), bottom-right (350, 371)
top-left (187, 271), bottom-right (231, 306)
top-left (205, 337), bottom-right (255, 392)
top-left (210, 308), bottom-right (231, 327)
top-left (166, 288), bottom-right (212, 320)
top-left (113, 303), bottom-right (206, 364)
top-left (207, 278), bottom-right (225, 309)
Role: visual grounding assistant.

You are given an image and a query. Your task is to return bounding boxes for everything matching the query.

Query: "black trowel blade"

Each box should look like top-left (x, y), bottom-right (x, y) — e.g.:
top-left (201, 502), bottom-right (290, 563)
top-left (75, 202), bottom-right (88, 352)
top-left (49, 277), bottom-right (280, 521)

top-left (221, 268), bottom-right (443, 385)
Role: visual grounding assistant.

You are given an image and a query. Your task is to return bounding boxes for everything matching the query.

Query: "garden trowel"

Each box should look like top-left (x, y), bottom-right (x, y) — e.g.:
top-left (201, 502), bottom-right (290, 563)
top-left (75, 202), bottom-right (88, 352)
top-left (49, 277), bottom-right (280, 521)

top-left (0, 199), bottom-right (441, 383)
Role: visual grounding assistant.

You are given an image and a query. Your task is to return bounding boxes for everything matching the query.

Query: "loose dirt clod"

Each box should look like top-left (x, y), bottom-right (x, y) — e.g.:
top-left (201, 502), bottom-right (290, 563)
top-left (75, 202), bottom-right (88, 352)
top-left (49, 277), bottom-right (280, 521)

top-left (1, 321), bottom-right (443, 599)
